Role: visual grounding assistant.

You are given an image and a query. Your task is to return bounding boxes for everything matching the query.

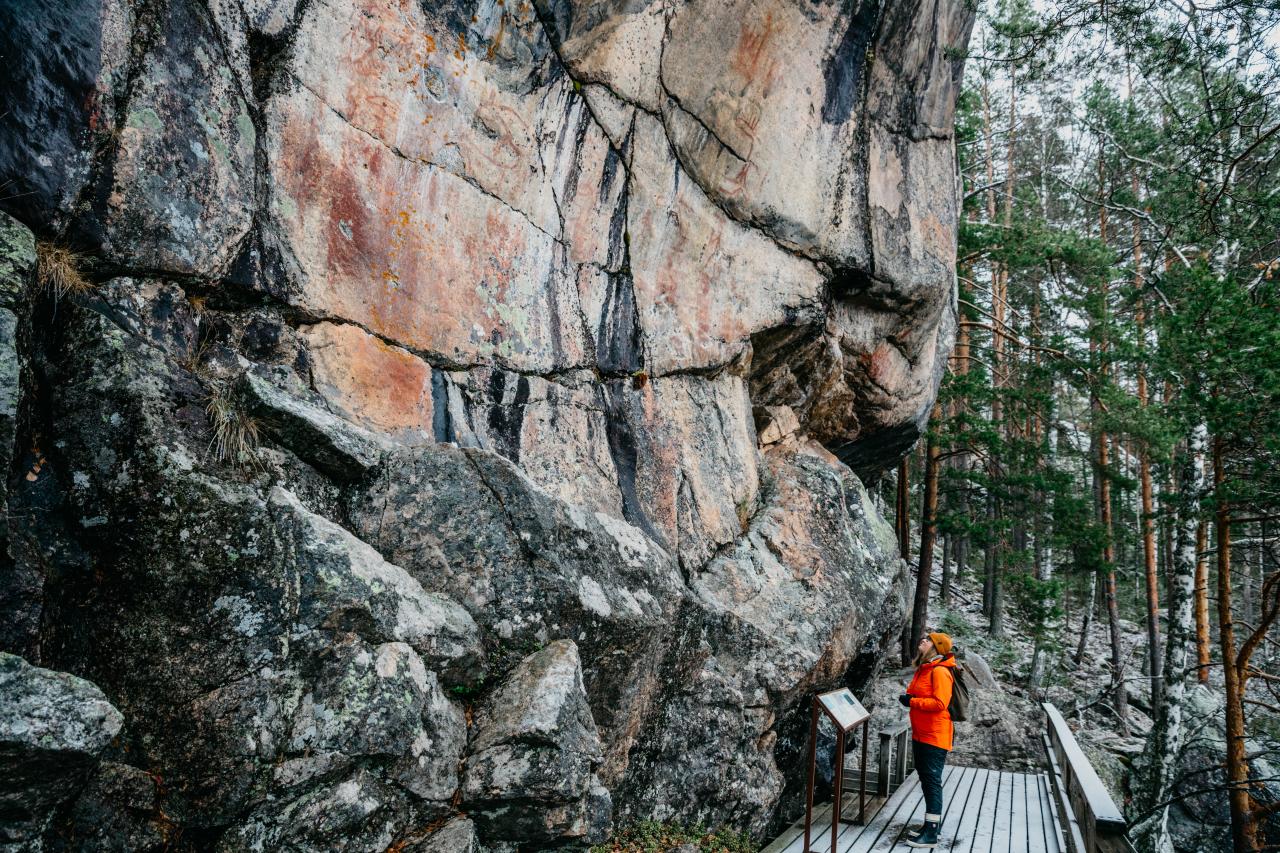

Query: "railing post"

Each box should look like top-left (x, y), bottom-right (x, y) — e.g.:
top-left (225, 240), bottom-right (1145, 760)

top-left (895, 727), bottom-right (909, 785)
top-left (878, 730), bottom-right (891, 797)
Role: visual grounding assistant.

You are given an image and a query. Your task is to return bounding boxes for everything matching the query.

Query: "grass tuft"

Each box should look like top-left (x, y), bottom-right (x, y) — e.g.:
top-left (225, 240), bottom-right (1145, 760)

top-left (36, 242), bottom-right (93, 299)
top-left (206, 388), bottom-right (259, 464)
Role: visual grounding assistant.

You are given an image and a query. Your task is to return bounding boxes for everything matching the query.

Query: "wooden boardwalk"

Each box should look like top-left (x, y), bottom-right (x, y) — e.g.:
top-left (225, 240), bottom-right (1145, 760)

top-left (763, 764), bottom-right (1068, 853)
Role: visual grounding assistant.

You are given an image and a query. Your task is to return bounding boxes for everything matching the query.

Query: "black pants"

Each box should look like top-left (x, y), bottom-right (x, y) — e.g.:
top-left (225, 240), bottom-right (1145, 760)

top-left (912, 739), bottom-right (948, 819)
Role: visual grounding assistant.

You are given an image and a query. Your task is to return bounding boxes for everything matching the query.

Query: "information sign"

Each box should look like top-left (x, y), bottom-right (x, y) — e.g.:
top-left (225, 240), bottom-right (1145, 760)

top-left (817, 688), bottom-right (869, 732)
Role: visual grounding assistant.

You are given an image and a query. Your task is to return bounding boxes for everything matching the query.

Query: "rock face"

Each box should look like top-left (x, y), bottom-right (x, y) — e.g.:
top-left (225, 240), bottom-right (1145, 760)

top-left (0, 0), bottom-right (972, 848)
top-left (0, 653), bottom-right (124, 845)
top-left (463, 640), bottom-right (610, 844)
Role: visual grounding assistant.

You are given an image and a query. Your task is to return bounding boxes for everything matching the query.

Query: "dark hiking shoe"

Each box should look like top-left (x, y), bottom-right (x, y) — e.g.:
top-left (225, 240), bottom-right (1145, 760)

top-left (905, 820), bottom-right (940, 848)
top-left (905, 824), bottom-right (925, 840)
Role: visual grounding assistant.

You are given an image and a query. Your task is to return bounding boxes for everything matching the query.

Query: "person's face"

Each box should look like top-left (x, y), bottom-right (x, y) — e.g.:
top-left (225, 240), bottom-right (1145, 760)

top-left (917, 636), bottom-right (935, 658)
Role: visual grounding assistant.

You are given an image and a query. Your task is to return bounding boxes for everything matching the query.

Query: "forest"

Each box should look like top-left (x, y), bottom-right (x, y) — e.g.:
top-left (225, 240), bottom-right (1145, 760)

top-left (888, 0), bottom-right (1280, 849)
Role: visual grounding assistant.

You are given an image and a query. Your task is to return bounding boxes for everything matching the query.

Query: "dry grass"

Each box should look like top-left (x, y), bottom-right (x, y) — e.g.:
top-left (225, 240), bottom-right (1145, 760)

top-left (36, 242), bottom-right (93, 299)
top-left (180, 332), bottom-right (215, 376)
top-left (206, 388), bottom-right (259, 464)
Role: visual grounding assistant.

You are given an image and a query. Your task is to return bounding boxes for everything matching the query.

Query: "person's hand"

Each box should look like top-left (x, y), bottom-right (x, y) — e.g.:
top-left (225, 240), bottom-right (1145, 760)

top-left (898, 693), bottom-right (911, 708)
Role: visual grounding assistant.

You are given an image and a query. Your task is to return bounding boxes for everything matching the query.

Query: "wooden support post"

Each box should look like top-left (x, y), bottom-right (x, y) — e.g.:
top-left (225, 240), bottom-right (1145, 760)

top-left (832, 728), bottom-right (845, 853)
top-left (804, 702), bottom-right (818, 853)
top-left (859, 720), bottom-right (869, 823)
top-left (802, 690), bottom-right (871, 849)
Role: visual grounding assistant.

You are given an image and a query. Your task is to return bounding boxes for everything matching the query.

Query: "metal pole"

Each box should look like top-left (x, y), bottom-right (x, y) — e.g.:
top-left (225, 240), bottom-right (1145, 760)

top-left (859, 720), bottom-right (869, 823)
top-left (804, 701), bottom-right (818, 853)
top-left (833, 727), bottom-right (845, 853)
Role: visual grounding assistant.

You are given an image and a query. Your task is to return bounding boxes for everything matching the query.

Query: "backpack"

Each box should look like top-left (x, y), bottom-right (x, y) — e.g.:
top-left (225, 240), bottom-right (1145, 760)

top-left (947, 663), bottom-right (970, 722)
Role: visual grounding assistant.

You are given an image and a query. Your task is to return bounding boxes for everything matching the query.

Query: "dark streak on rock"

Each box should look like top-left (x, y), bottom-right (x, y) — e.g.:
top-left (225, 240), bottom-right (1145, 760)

top-left (821, 0), bottom-right (879, 125)
top-left (486, 370), bottom-right (530, 464)
top-left (832, 416), bottom-right (924, 485)
top-left (600, 381), bottom-right (662, 545)
top-left (595, 270), bottom-right (644, 376)
top-left (431, 368), bottom-right (454, 443)
top-left (559, 96), bottom-right (593, 209)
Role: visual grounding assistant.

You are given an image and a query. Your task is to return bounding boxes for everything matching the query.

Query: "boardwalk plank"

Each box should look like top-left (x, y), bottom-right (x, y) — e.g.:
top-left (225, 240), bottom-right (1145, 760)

top-left (936, 765), bottom-right (983, 850)
top-left (948, 768), bottom-right (993, 853)
top-left (765, 767), bottom-right (1069, 853)
top-left (775, 799), bottom-right (835, 853)
top-left (1035, 771), bottom-right (1067, 853)
top-left (769, 795), bottom-right (835, 853)
top-left (1009, 770), bottom-right (1030, 853)
top-left (777, 761), bottom-right (926, 853)
top-left (982, 772), bottom-right (1016, 853)
top-left (841, 767), bottom-right (932, 853)
top-left (931, 764), bottom-right (976, 842)
top-left (968, 770), bottom-right (1005, 853)
top-left (973, 769), bottom-right (1002, 853)
top-left (834, 767), bottom-right (929, 853)
top-left (854, 764), bottom-right (967, 853)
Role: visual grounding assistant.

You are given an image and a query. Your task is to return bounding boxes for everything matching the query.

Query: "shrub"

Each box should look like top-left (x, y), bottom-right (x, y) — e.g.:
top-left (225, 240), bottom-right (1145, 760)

top-left (938, 609), bottom-right (974, 640)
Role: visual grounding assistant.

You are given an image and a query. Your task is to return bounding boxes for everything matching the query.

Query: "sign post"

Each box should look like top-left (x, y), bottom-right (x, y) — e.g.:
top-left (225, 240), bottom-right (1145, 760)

top-left (802, 688), bottom-right (871, 853)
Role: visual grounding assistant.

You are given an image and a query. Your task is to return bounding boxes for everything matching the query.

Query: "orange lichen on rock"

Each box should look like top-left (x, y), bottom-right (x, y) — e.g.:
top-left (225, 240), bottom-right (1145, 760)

top-left (301, 321), bottom-right (435, 444)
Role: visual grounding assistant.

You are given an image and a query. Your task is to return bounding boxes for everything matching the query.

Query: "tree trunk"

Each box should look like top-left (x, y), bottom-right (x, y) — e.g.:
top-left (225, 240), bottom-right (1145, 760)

top-left (906, 405), bottom-right (943, 665)
top-left (1196, 518), bottom-right (1212, 682)
top-left (1094, 147), bottom-right (1127, 730)
top-left (1101, 430), bottom-right (1128, 730)
top-left (898, 455), bottom-right (913, 664)
top-left (1135, 424), bottom-right (1206, 852)
top-left (1134, 161), bottom-right (1160, 706)
top-left (1029, 640), bottom-right (1045, 689)
top-left (1138, 360), bottom-right (1163, 714)
top-left (1241, 541), bottom-right (1255, 628)
top-left (986, 68), bottom-right (1016, 643)
top-left (1074, 569), bottom-right (1098, 665)
top-left (1215, 433), bottom-right (1254, 850)
top-left (941, 534), bottom-right (952, 606)
top-left (897, 457), bottom-right (910, 562)
top-left (984, 492), bottom-right (997, 623)
top-left (990, 539), bottom-right (1005, 636)
top-left (1042, 416), bottom-right (1056, 581)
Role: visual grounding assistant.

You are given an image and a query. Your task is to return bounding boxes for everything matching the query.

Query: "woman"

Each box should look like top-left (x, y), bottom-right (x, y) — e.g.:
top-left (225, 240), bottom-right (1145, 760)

top-left (898, 631), bottom-right (956, 849)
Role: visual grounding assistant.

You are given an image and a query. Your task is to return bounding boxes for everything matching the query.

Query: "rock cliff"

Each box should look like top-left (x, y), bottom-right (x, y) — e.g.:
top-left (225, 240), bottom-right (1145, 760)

top-left (0, 0), bottom-right (973, 848)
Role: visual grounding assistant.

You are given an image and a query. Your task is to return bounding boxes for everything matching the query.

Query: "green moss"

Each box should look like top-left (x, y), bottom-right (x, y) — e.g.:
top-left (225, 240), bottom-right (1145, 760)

top-left (127, 107), bottom-right (164, 133)
top-left (449, 683), bottom-right (483, 700)
top-left (235, 111), bottom-right (256, 146)
top-left (444, 636), bottom-right (543, 699)
top-left (272, 191), bottom-right (298, 222)
top-left (591, 820), bottom-right (757, 853)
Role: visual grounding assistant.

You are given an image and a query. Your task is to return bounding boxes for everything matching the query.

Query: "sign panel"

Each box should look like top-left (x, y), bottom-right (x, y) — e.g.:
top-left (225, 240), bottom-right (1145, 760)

top-left (817, 688), bottom-right (869, 732)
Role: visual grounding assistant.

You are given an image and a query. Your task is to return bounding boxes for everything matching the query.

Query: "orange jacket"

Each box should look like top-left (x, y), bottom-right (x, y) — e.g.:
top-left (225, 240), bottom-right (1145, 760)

top-left (907, 655), bottom-right (956, 751)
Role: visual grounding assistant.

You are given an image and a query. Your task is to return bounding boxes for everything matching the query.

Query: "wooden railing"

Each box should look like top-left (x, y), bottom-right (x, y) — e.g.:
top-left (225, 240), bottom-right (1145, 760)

top-left (1042, 702), bottom-right (1135, 853)
top-left (842, 721), bottom-right (914, 803)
